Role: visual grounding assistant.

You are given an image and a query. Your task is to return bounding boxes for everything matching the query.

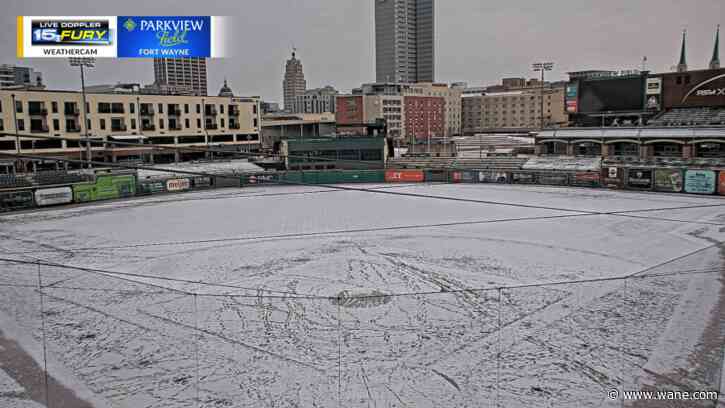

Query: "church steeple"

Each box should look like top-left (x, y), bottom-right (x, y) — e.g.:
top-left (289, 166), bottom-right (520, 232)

top-left (677, 29), bottom-right (688, 72)
top-left (710, 25), bottom-right (721, 70)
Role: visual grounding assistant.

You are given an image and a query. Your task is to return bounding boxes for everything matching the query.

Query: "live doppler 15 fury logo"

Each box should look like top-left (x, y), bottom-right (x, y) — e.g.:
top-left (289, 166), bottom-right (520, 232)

top-left (31, 19), bottom-right (111, 45)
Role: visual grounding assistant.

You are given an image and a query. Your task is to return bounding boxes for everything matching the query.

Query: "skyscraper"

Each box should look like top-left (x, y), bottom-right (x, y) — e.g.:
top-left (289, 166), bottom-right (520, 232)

top-left (283, 49), bottom-right (307, 111)
top-left (375, 0), bottom-right (435, 84)
top-left (153, 57), bottom-right (208, 96)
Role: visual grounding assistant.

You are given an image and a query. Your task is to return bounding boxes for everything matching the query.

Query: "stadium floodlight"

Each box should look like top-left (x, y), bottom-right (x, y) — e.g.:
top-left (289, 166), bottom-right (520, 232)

top-left (69, 57), bottom-right (96, 68)
top-left (69, 58), bottom-right (95, 168)
top-left (532, 62), bottom-right (555, 130)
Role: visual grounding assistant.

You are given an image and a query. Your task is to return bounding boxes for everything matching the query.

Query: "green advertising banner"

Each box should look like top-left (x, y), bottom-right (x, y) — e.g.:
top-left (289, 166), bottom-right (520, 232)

top-left (684, 170), bottom-right (716, 194)
top-left (654, 169), bottom-right (684, 192)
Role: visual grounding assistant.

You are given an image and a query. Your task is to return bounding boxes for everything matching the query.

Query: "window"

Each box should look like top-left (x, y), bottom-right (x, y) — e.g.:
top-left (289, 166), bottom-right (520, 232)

top-left (0, 100), bottom-right (2, 112)
top-left (87, 119), bottom-right (91, 130)
top-left (0, 119), bottom-right (3, 131)
top-left (131, 118), bottom-right (136, 130)
top-left (196, 104), bottom-right (201, 114)
top-left (51, 102), bottom-right (58, 114)
top-left (17, 119), bottom-right (25, 131)
top-left (219, 104), bottom-right (224, 114)
top-left (159, 118), bottom-right (164, 129)
top-left (197, 118), bottom-right (201, 128)
top-left (157, 103), bottom-right (163, 114)
top-left (100, 119), bottom-right (106, 130)
top-left (86, 102), bottom-right (90, 114)
top-left (111, 103), bottom-right (124, 114)
top-left (53, 119), bottom-right (59, 130)
top-left (15, 101), bottom-right (22, 113)
top-left (185, 118), bottom-right (190, 128)
top-left (220, 118), bottom-right (225, 128)
top-left (253, 118), bottom-right (258, 128)
top-left (184, 104), bottom-right (189, 114)
top-left (130, 103), bottom-right (135, 114)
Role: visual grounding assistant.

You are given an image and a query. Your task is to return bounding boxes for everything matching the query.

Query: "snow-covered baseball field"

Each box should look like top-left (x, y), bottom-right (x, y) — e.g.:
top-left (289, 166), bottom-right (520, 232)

top-left (1, 183), bottom-right (723, 407)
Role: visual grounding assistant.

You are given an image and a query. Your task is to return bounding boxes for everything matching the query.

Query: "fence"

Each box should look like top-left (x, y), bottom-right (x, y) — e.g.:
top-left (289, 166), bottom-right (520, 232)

top-left (0, 257), bottom-right (722, 408)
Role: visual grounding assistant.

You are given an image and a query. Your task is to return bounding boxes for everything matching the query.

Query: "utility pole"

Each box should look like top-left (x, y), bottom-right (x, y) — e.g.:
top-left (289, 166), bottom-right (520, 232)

top-left (69, 57), bottom-right (95, 169)
top-left (532, 62), bottom-right (554, 130)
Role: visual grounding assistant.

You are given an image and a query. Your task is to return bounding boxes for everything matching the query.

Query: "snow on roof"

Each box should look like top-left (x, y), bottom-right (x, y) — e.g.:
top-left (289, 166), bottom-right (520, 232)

top-left (538, 127), bottom-right (725, 139)
top-left (137, 160), bottom-right (264, 180)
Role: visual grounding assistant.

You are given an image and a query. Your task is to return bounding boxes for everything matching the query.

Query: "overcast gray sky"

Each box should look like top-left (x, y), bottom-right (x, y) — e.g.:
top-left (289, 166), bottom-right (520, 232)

top-left (4, 0), bottom-right (723, 102)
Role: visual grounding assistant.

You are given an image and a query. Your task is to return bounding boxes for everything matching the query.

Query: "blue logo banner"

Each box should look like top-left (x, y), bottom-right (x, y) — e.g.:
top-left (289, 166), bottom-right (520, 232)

top-left (117, 16), bottom-right (211, 58)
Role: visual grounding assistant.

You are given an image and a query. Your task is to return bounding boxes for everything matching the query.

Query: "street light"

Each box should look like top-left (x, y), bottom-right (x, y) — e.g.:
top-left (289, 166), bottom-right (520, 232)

top-left (69, 57), bottom-right (95, 168)
top-left (532, 62), bottom-right (554, 130)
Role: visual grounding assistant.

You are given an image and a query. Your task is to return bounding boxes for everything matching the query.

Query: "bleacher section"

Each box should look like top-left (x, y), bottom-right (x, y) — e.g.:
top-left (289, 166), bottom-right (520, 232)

top-left (453, 134), bottom-right (535, 158)
top-left (649, 107), bottom-right (725, 126)
top-left (522, 156), bottom-right (602, 171)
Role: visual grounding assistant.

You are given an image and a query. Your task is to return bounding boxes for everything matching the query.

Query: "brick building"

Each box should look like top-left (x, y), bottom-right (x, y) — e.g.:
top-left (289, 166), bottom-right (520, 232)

top-left (404, 96), bottom-right (444, 141)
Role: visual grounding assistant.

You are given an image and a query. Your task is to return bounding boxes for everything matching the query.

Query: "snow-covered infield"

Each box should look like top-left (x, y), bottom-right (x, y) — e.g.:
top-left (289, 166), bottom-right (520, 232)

top-left (0, 183), bottom-right (723, 407)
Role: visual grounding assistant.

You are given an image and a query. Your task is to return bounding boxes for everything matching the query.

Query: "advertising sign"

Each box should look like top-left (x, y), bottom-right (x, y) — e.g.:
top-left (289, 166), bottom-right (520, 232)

top-left (478, 171), bottom-right (509, 183)
top-left (18, 16), bottom-right (227, 58)
top-left (626, 168), bottom-right (653, 190)
top-left (646, 78), bottom-right (662, 95)
top-left (166, 178), bottom-right (191, 192)
top-left (34, 187), bottom-right (73, 206)
top-left (684, 170), bottom-right (717, 194)
top-left (571, 172), bottom-right (601, 187)
top-left (0, 191), bottom-right (35, 212)
top-left (654, 169), bottom-right (684, 192)
top-left (511, 172), bottom-right (537, 184)
top-left (565, 83), bottom-right (578, 113)
top-left (537, 173), bottom-right (569, 186)
top-left (602, 167), bottom-right (623, 188)
top-left (193, 176), bottom-right (213, 188)
top-left (719, 172), bottom-right (725, 196)
top-left (385, 170), bottom-right (424, 183)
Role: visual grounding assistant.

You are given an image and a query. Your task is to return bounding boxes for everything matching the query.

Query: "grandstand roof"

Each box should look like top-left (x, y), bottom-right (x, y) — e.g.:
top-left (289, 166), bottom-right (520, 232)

top-left (537, 127), bottom-right (725, 139)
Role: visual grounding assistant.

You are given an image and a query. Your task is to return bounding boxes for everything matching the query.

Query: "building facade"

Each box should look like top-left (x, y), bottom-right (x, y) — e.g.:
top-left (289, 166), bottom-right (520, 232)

top-left (289, 86), bottom-right (338, 114)
top-left (283, 51), bottom-right (307, 112)
top-left (405, 83), bottom-right (461, 137)
top-left (0, 89), bottom-right (260, 166)
top-left (0, 65), bottom-right (43, 89)
top-left (462, 87), bottom-right (567, 133)
top-left (404, 96), bottom-right (444, 141)
top-left (153, 58), bottom-right (208, 96)
top-left (375, 0), bottom-right (435, 83)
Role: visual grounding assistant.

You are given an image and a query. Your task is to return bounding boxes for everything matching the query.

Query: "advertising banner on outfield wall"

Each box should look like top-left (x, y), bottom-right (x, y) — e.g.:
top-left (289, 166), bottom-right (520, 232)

top-left (166, 178), bottom-right (191, 192)
top-left (719, 172), bottom-right (725, 196)
top-left (34, 187), bottom-right (73, 206)
top-left (17, 16), bottom-right (229, 58)
top-left (684, 170), bottom-right (717, 194)
top-left (626, 168), bottom-right (654, 190)
top-left (478, 171), bottom-right (509, 183)
top-left (571, 172), bottom-right (601, 187)
top-left (602, 167), bottom-right (623, 188)
top-left (654, 169), bottom-right (684, 192)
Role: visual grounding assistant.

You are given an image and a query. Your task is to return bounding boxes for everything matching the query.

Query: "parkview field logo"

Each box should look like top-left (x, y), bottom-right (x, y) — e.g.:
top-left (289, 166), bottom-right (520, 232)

top-left (117, 16), bottom-right (211, 57)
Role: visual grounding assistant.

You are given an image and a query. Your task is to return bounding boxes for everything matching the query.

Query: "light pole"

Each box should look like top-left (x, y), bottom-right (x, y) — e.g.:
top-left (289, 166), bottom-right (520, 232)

top-left (532, 62), bottom-right (554, 130)
top-left (69, 57), bottom-right (95, 169)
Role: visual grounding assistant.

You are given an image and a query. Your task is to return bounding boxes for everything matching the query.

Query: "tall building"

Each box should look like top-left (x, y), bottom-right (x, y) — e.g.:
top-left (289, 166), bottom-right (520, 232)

top-left (153, 57), bottom-right (208, 96)
top-left (283, 50), bottom-right (306, 111)
top-left (375, 0), bottom-right (435, 83)
top-left (0, 65), bottom-right (43, 89)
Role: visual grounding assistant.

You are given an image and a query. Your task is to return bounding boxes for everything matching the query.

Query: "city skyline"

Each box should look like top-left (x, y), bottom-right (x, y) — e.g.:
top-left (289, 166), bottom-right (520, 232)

top-left (2, 0), bottom-right (723, 103)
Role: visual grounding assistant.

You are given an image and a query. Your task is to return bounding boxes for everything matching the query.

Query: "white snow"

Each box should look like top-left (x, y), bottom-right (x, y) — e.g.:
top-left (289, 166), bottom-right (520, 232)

top-left (0, 183), bottom-right (723, 407)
